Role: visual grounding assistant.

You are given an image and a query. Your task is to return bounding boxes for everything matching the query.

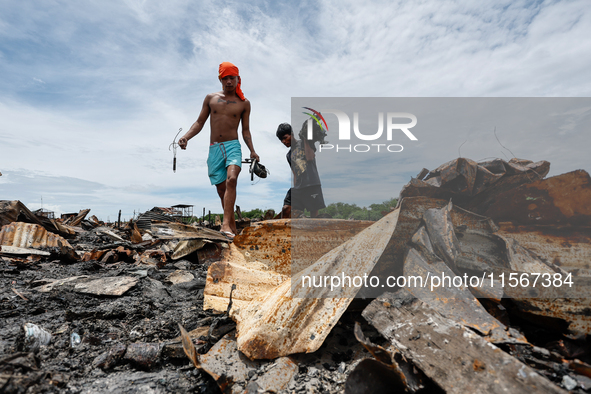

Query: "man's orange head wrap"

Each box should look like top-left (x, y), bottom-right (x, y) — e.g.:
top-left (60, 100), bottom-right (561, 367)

top-left (218, 62), bottom-right (245, 101)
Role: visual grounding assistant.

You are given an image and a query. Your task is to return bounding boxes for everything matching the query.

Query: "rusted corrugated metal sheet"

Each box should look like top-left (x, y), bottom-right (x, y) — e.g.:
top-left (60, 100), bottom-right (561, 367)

top-left (398, 158), bottom-right (550, 214)
top-left (481, 170), bottom-right (591, 275)
top-left (364, 197), bottom-right (449, 292)
top-left (81, 249), bottom-right (108, 262)
top-left (399, 197), bottom-right (591, 337)
top-left (497, 223), bottom-right (591, 276)
top-left (485, 170), bottom-right (591, 226)
top-left (233, 210), bottom-right (399, 360)
top-left (64, 209), bottom-right (91, 226)
top-left (405, 197), bottom-right (565, 277)
top-left (0, 245), bottom-right (51, 256)
top-left (403, 204), bottom-right (527, 343)
top-left (233, 219), bottom-right (291, 276)
top-left (0, 200), bottom-right (73, 237)
top-left (404, 247), bottom-right (514, 341)
top-left (204, 243), bottom-right (288, 313)
top-left (49, 220), bottom-right (79, 236)
top-left (0, 222), bottom-right (77, 260)
top-left (291, 218), bottom-right (375, 275)
top-left (171, 239), bottom-right (209, 260)
top-left (151, 222), bottom-right (228, 242)
top-left (454, 170), bottom-right (591, 335)
top-left (204, 219), bottom-right (374, 314)
top-left (233, 218), bottom-right (373, 276)
top-left (0, 201), bottom-right (44, 228)
top-left (136, 209), bottom-right (175, 230)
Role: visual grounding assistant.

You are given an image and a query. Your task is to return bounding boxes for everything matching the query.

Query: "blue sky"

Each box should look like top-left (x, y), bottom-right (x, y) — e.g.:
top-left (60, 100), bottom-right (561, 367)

top-left (1, 0), bottom-right (590, 221)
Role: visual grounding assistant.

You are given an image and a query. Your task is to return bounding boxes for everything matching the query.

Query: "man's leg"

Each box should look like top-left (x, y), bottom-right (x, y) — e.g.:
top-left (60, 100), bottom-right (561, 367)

top-left (215, 182), bottom-right (226, 210)
top-left (220, 164), bottom-right (240, 235)
top-left (281, 189), bottom-right (292, 218)
top-left (298, 185), bottom-right (325, 219)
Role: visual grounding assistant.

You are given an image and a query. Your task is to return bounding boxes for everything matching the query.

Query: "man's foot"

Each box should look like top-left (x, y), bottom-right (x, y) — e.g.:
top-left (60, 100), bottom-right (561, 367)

top-left (220, 230), bottom-right (235, 242)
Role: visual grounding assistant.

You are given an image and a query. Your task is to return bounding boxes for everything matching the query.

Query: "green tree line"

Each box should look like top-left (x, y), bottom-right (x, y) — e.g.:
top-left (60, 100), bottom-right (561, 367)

top-left (190, 198), bottom-right (398, 223)
top-left (319, 198), bottom-right (398, 221)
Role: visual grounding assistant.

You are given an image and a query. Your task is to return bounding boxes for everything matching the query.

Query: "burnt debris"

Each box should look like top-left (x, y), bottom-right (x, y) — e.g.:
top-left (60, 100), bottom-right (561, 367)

top-left (2, 157), bottom-right (591, 393)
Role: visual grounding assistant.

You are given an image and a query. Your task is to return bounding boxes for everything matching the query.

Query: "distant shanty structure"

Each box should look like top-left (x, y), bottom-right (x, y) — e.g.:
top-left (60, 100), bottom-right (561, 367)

top-left (157, 204), bottom-right (194, 223)
top-left (135, 205), bottom-right (195, 230)
top-left (33, 208), bottom-right (55, 220)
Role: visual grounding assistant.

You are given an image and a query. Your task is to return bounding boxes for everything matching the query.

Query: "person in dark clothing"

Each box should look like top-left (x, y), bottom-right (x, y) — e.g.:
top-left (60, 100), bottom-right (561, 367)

top-left (276, 122), bottom-right (326, 218)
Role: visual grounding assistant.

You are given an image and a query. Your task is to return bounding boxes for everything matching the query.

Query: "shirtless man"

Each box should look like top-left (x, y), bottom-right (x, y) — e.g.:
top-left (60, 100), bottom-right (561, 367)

top-left (178, 62), bottom-right (259, 239)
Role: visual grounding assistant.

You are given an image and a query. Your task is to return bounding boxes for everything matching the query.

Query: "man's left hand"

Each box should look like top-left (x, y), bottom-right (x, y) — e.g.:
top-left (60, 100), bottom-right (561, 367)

top-left (251, 152), bottom-right (260, 162)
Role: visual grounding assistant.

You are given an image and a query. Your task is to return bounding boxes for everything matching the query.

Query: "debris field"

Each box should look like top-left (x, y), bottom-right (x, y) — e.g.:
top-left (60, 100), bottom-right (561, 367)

top-left (1, 157), bottom-right (591, 393)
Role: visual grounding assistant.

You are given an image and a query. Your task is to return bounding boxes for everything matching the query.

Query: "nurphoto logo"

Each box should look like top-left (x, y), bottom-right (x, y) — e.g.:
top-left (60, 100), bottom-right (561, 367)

top-left (303, 107), bottom-right (418, 153)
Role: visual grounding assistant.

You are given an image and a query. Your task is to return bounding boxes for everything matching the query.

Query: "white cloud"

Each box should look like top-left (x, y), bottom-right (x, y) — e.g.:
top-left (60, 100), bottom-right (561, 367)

top-left (0, 0), bottom-right (590, 219)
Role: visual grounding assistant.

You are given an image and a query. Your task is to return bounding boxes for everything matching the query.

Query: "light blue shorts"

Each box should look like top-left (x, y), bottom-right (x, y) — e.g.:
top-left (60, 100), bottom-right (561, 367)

top-left (207, 140), bottom-right (242, 185)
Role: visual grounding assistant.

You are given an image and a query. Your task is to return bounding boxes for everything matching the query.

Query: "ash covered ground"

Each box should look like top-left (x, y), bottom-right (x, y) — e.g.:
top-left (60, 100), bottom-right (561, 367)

top-left (0, 229), bottom-right (385, 393)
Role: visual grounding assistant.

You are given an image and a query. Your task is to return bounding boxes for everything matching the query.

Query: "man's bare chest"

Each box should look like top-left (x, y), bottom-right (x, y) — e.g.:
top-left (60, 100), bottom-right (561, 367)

top-left (210, 97), bottom-right (244, 118)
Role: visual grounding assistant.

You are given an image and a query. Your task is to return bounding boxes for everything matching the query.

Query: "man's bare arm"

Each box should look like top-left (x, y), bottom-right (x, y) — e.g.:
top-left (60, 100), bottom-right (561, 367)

top-left (241, 100), bottom-right (260, 161)
top-left (179, 95), bottom-right (211, 150)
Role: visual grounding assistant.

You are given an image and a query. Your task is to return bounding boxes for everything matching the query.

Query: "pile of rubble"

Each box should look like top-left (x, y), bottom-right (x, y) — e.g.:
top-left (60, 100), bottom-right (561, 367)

top-left (1, 157), bottom-right (590, 393)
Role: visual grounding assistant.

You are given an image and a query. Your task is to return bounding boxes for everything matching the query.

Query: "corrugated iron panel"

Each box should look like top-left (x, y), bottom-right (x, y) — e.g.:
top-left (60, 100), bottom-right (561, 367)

top-left (1, 200), bottom-right (74, 237)
top-left (403, 198), bottom-right (591, 337)
top-left (203, 243), bottom-right (288, 313)
top-left (485, 170), bottom-right (591, 226)
top-left (151, 222), bottom-right (228, 242)
top-left (0, 222), bottom-right (74, 251)
top-left (233, 219), bottom-right (374, 276)
top-left (0, 245), bottom-right (51, 256)
top-left (365, 197), bottom-right (449, 288)
top-left (0, 200), bottom-right (43, 228)
top-left (204, 219), bottom-right (374, 315)
top-left (65, 209), bottom-right (91, 226)
top-left (404, 204), bottom-right (526, 343)
top-left (398, 158), bottom-right (550, 213)
top-left (233, 219), bottom-right (291, 276)
top-left (497, 223), bottom-right (591, 275)
top-left (234, 210), bottom-right (399, 360)
top-left (136, 209), bottom-right (174, 230)
top-left (404, 247), bottom-right (514, 341)
top-left (291, 218), bottom-right (375, 275)
top-left (171, 239), bottom-right (209, 260)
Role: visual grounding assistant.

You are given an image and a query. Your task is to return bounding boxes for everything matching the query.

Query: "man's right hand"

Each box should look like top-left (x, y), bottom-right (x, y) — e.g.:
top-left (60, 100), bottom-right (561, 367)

top-left (178, 137), bottom-right (188, 150)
